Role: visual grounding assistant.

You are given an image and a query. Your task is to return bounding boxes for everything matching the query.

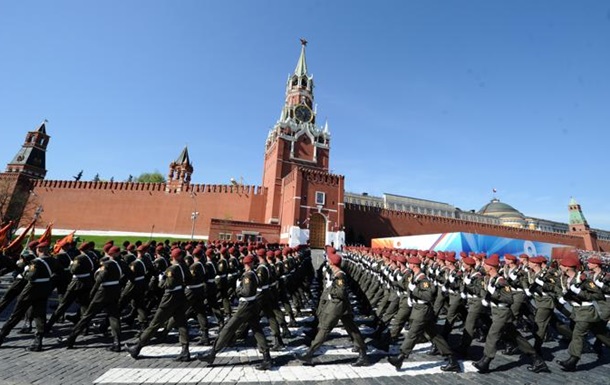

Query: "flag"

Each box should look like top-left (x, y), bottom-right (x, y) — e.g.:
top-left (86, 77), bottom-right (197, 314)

top-left (0, 220), bottom-right (14, 248)
top-left (3, 219), bottom-right (36, 258)
top-left (53, 231), bottom-right (75, 254)
top-left (37, 223), bottom-right (53, 245)
top-left (20, 222), bottom-right (37, 257)
top-left (492, 188), bottom-right (497, 193)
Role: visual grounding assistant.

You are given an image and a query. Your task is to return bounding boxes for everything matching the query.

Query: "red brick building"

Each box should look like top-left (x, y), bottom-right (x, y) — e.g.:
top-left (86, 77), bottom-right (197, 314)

top-left (1, 42), bottom-right (608, 251)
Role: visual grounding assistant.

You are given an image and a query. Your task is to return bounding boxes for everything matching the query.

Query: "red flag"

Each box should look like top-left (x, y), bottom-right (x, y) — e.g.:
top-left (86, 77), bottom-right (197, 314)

top-left (3, 219), bottom-right (36, 258)
top-left (0, 220), bottom-right (14, 248)
top-left (53, 231), bottom-right (75, 254)
top-left (37, 223), bottom-right (53, 245)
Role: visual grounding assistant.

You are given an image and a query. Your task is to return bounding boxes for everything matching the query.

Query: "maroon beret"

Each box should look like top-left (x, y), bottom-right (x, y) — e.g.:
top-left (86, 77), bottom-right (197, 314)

top-left (243, 255), bottom-right (254, 264)
top-left (28, 240), bottom-right (40, 249)
top-left (407, 256), bottom-right (421, 265)
top-left (328, 252), bottom-right (342, 266)
top-left (462, 257), bottom-right (476, 265)
top-left (37, 241), bottom-right (50, 248)
top-left (485, 254), bottom-right (500, 267)
top-left (256, 248), bottom-right (266, 257)
top-left (170, 248), bottom-right (184, 259)
top-left (560, 255), bottom-right (579, 268)
top-left (108, 246), bottom-right (121, 255)
top-left (588, 257), bottom-right (603, 265)
top-left (504, 254), bottom-right (517, 262)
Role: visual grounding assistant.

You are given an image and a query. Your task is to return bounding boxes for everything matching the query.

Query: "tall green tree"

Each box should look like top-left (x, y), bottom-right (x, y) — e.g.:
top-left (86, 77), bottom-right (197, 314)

top-left (137, 171), bottom-right (166, 183)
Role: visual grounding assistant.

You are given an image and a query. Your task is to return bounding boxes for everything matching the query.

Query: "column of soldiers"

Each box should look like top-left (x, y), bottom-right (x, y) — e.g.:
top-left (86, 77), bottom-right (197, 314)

top-left (341, 246), bottom-right (610, 373)
top-left (0, 238), bottom-right (316, 370)
top-left (3, 237), bottom-right (609, 374)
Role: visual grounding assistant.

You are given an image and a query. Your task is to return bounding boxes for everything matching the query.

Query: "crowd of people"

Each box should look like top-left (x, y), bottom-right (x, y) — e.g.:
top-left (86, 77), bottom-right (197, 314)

top-left (1, 239), bottom-right (609, 374)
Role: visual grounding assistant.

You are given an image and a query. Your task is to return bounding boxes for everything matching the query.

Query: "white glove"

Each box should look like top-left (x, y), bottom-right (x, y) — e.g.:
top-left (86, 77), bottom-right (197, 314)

top-left (558, 297), bottom-right (567, 305)
top-left (481, 299), bottom-right (489, 307)
top-left (569, 284), bottom-right (581, 294)
top-left (525, 289), bottom-right (532, 297)
top-left (408, 283), bottom-right (416, 291)
top-left (487, 283), bottom-right (496, 295)
top-left (460, 292), bottom-right (466, 299)
top-left (158, 273), bottom-right (164, 281)
top-left (448, 275), bottom-right (455, 283)
top-left (509, 273), bottom-right (518, 281)
top-left (463, 276), bottom-right (471, 285)
top-left (325, 280), bottom-right (332, 289)
top-left (407, 297), bottom-right (413, 307)
top-left (534, 278), bottom-right (545, 286)
top-left (441, 286), bottom-right (447, 293)
top-left (594, 280), bottom-right (604, 288)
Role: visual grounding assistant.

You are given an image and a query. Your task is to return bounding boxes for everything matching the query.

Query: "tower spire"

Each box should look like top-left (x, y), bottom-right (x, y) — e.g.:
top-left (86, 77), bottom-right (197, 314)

top-left (294, 38), bottom-right (308, 76)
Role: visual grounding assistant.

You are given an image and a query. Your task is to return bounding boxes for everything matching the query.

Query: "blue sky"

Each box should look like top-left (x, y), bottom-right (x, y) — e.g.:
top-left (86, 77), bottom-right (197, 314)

top-left (1, 1), bottom-right (609, 229)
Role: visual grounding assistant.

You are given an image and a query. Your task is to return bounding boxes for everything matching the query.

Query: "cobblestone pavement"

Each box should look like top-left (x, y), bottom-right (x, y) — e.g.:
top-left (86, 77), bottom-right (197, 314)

top-left (1, 252), bottom-right (609, 385)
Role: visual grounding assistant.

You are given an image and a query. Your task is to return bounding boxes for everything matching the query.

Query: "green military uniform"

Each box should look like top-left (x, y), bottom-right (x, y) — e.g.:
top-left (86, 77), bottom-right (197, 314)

top-left (296, 255), bottom-right (369, 367)
top-left (197, 261), bottom-right (272, 371)
top-left (127, 259), bottom-right (191, 361)
top-left (0, 248), bottom-right (59, 351)
top-left (45, 250), bottom-right (95, 334)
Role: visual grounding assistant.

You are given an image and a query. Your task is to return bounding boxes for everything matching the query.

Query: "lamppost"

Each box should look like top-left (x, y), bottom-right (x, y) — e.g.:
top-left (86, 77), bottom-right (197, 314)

top-left (190, 211), bottom-right (199, 241)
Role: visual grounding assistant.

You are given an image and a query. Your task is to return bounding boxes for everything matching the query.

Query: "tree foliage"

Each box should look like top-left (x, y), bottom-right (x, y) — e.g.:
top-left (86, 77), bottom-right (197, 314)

top-left (136, 171), bottom-right (166, 183)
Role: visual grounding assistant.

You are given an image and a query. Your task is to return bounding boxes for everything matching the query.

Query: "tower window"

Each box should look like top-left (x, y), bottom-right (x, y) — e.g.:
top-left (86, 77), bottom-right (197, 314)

top-left (315, 191), bottom-right (325, 205)
top-left (301, 78), bottom-right (308, 87)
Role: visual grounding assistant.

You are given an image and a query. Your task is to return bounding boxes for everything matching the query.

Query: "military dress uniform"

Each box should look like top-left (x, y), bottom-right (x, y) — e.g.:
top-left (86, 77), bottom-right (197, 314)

top-left (473, 255), bottom-right (548, 374)
top-left (127, 252), bottom-right (192, 361)
top-left (0, 244), bottom-right (59, 351)
top-left (45, 248), bottom-right (95, 334)
top-left (185, 251), bottom-right (211, 345)
top-left (197, 255), bottom-right (272, 371)
top-left (64, 254), bottom-right (123, 351)
top-left (387, 257), bottom-right (459, 372)
top-left (556, 255), bottom-right (610, 371)
top-left (296, 252), bottom-right (370, 367)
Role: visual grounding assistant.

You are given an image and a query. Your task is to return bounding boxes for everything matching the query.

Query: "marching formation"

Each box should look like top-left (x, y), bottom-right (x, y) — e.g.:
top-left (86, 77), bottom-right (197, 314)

top-left (1, 239), bottom-right (609, 376)
top-left (342, 246), bottom-right (610, 373)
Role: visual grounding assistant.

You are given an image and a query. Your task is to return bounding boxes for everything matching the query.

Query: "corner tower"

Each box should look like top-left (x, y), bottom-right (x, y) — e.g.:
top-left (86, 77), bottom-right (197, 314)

top-left (568, 197), bottom-right (598, 250)
top-left (1, 121), bottom-right (50, 222)
top-left (262, 40), bottom-right (331, 224)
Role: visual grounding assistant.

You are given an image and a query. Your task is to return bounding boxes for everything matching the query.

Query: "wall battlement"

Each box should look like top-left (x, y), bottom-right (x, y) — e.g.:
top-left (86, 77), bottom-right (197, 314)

top-left (299, 167), bottom-right (344, 186)
top-left (33, 180), bottom-right (265, 195)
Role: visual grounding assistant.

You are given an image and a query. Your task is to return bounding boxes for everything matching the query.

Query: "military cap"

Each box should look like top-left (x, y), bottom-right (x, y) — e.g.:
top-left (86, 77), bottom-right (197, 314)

top-left (485, 254), bottom-right (500, 267)
top-left (328, 252), bottom-right (341, 266)
top-left (588, 256), bottom-right (603, 265)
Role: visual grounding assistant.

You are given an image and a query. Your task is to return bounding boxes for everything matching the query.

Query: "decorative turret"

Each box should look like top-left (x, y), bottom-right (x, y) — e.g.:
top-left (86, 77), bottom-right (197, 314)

top-left (166, 146), bottom-right (193, 193)
top-left (5, 120), bottom-right (50, 179)
top-left (568, 197), bottom-right (598, 250)
top-left (568, 197), bottom-right (590, 232)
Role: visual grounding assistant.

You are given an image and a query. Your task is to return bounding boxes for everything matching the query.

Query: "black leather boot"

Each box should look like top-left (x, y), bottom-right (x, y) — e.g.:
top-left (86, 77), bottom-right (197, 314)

top-left (282, 325), bottom-right (292, 339)
top-left (26, 334), bottom-right (43, 352)
top-left (473, 356), bottom-right (492, 373)
top-left (387, 353), bottom-right (405, 370)
top-left (197, 349), bottom-right (216, 366)
top-left (125, 342), bottom-right (142, 359)
top-left (440, 355), bottom-right (461, 372)
top-left (527, 355), bottom-right (550, 373)
top-left (557, 355), bottom-right (579, 372)
top-left (352, 350), bottom-right (371, 367)
top-left (255, 350), bottom-right (272, 371)
top-left (58, 335), bottom-right (76, 349)
top-left (174, 344), bottom-right (191, 362)
top-left (295, 349), bottom-right (314, 366)
top-left (107, 336), bottom-right (122, 352)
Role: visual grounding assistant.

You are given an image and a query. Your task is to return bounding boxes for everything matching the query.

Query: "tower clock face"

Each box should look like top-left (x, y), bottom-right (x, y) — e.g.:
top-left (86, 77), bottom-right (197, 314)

top-left (294, 104), bottom-right (312, 123)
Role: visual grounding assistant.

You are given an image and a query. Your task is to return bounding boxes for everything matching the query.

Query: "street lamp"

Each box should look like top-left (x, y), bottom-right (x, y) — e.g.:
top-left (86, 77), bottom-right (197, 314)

top-left (190, 211), bottom-right (199, 240)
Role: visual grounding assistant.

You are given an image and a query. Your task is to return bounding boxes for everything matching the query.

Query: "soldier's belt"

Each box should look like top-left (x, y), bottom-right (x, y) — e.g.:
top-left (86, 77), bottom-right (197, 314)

top-left (271, 282), bottom-right (279, 287)
top-left (412, 299), bottom-right (428, 304)
top-left (534, 292), bottom-right (549, 297)
top-left (206, 279), bottom-right (216, 283)
top-left (570, 301), bottom-right (593, 307)
top-left (187, 283), bottom-right (204, 289)
top-left (513, 288), bottom-right (524, 292)
top-left (605, 295), bottom-right (610, 299)
top-left (490, 302), bottom-right (508, 308)
top-left (166, 286), bottom-right (184, 292)
top-left (134, 276), bottom-right (146, 281)
top-left (101, 280), bottom-right (120, 286)
top-left (74, 273), bottom-right (91, 279)
top-left (32, 278), bottom-right (51, 283)
top-left (239, 295), bottom-right (257, 302)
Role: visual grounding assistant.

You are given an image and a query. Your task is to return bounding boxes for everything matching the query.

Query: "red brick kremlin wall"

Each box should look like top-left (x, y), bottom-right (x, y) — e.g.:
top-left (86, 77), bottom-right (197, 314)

top-left (344, 204), bottom-right (610, 251)
top-left (30, 180), bottom-right (267, 237)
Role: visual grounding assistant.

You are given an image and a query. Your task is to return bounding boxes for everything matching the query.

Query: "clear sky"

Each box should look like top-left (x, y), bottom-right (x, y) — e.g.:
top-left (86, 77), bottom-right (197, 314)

top-left (1, 1), bottom-right (609, 229)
